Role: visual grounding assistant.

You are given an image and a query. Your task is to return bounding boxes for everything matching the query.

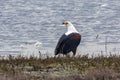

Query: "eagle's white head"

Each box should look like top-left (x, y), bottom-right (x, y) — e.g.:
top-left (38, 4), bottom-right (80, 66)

top-left (63, 21), bottom-right (79, 35)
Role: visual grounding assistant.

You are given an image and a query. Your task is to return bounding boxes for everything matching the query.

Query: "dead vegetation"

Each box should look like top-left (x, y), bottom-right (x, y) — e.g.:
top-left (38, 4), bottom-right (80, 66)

top-left (0, 54), bottom-right (120, 80)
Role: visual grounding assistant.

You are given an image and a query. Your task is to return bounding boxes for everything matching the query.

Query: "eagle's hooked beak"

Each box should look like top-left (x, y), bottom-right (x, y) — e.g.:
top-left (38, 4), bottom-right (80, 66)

top-left (63, 21), bottom-right (68, 26)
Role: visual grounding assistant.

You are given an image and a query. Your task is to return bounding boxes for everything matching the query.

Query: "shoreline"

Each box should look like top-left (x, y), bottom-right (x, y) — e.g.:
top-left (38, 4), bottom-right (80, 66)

top-left (0, 54), bottom-right (120, 80)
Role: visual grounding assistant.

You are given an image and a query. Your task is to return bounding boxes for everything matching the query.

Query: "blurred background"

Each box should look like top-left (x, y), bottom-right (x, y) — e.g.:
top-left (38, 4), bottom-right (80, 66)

top-left (0, 0), bottom-right (120, 57)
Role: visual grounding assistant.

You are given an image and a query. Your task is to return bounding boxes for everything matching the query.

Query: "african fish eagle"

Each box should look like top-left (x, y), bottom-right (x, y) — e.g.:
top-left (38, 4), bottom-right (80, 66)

top-left (55, 21), bottom-right (81, 56)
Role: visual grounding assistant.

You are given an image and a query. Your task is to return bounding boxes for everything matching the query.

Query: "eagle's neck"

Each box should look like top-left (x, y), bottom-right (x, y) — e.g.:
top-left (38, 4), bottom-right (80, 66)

top-left (65, 23), bottom-right (79, 35)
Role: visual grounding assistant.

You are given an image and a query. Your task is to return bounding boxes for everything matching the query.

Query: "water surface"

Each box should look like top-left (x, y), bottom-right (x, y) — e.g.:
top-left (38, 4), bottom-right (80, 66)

top-left (0, 0), bottom-right (120, 56)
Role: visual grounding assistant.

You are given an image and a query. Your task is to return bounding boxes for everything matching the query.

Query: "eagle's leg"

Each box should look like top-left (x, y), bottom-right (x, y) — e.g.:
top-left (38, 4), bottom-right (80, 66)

top-left (72, 49), bottom-right (77, 57)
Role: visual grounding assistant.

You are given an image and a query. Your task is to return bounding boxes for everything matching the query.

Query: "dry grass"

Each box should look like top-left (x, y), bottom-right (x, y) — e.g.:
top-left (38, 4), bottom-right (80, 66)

top-left (0, 54), bottom-right (120, 80)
